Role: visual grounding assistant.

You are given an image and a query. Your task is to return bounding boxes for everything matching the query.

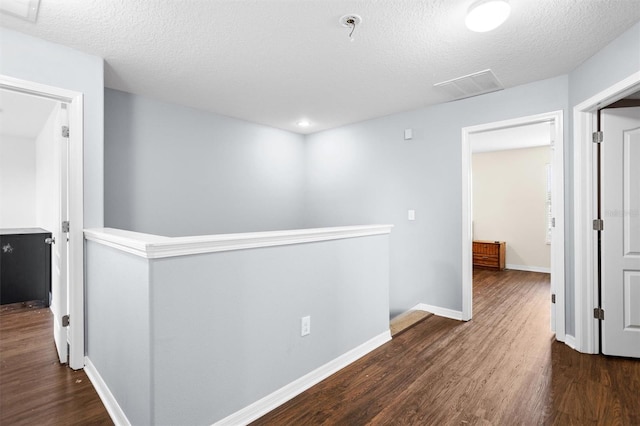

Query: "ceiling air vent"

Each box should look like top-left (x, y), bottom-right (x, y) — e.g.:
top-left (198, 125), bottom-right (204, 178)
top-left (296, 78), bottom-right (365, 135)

top-left (434, 69), bottom-right (503, 101)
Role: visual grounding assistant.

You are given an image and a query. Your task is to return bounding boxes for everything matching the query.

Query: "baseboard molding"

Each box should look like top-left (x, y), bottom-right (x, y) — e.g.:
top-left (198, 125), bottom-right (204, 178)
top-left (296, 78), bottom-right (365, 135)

top-left (84, 357), bottom-right (131, 426)
top-left (506, 264), bottom-right (551, 274)
top-left (563, 334), bottom-right (576, 349)
top-left (414, 303), bottom-right (464, 321)
top-left (213, 330), bottom-right (392, 426)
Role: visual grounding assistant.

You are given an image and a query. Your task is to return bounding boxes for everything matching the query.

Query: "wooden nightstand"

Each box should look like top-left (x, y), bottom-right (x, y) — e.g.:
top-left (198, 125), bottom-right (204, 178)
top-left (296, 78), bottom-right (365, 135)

top-left (473, 240), bottom-right (506, 270)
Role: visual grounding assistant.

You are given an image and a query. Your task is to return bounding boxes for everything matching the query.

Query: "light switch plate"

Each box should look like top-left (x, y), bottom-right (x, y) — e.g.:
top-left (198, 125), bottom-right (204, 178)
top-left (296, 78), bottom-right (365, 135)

top-left (408, 209), bottom-right (416, 220)
top-left (404, 128), bottom-right (413, 140)
top-left (301, 316), bottom-right (311, 336)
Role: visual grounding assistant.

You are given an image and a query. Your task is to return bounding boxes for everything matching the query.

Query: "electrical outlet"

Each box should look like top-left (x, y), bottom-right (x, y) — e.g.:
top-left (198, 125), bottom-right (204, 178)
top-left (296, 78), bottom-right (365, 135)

top-left (301, 316), bottom-right (311, 336)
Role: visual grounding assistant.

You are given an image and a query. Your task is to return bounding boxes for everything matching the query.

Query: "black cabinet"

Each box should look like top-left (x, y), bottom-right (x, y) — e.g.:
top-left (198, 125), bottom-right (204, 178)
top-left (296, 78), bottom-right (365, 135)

top-left (0, 228), bottom-right (52, 306)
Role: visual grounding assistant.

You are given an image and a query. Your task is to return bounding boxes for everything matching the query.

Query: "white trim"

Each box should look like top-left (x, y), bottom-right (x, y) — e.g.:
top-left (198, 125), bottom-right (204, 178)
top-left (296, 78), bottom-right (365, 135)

top-left (0, 74), bottom-right (80, 101)
top-left (84, 357), bottom-right (131, 426)
top-left (564, 334), bottom-right (576, 349)
top-left (461, 127), bottom-right (473, 321)
top-left (461, 111), bottom-right (565, 338)
top-left (573, 71), bottom-right (640, 354)
top-left (84, 225), bottom-right (394, 259)
top-left (414, 303), bottom-right (464, 321)
top-left (67, 93), bottom-right (84, 370)
top-left (0, 74), bottom-right (85, 370)
top-left (506, 264), bottom-right (551, 274)
top-left (213, 331), bottom-right (391, 426)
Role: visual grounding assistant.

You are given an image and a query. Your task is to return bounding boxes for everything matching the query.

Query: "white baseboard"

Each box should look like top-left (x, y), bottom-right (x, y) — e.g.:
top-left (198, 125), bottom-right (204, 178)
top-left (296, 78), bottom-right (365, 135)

top-left (414, 303), bottom-right (463, 321)
top-left (506, 264), bottom-right (551, 274)
top-left (563, 334), bottom-right (576, 349)
top-left (213, 330), bottom-right (392, 426)
top-left (84, 357), bottom-right (131, 426)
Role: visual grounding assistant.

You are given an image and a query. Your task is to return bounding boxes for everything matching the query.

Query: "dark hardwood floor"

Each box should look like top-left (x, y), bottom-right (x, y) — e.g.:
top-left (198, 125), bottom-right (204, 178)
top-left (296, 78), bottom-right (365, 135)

top-left (253, 269), bottom-right (640, 425)
top-left (2, 270), bottom-right (639, 425)
top-left (0, 303), bottom-right (112, 425)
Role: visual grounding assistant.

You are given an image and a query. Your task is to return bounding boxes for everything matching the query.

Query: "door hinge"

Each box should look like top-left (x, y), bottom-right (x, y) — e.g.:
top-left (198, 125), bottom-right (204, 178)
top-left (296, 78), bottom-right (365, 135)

top-left (551, 217), bottom-right (556, 227)
top-left (62, 221), bottom-right (70, 233)
top-left (593, 219), bottom-right (604, 231)
top-left (593, 308), bottom-right (605, 320)
top-left (592, 131), bottom-right (603, 143)
top-left (61, 125), bottom-right (69, 138)
top-left (62, 315), bottom-right (70, 327)
top-left (551, 294), bottom-right (556, 304)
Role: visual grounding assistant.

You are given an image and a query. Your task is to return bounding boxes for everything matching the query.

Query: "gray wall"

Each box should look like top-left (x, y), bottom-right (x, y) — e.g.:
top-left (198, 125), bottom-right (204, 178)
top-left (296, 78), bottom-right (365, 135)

top-left (304, 76), bottom-right (569, 317)
top-left (150, 235), bottom-right (389, 424)
top-left (0, 28), bottom-right (104, 228)
top-left (104, 89), bottom-right (306, 236)
top-left (569, 21), bottom-right (640, 106)
top-left (86, 233), bottom-right (389, 425)
top-left (85, 241), bottom-right (152, 425)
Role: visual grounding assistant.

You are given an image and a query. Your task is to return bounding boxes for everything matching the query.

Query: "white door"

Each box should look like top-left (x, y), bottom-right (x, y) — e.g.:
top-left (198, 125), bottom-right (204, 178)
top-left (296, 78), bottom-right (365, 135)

top-left (51, 103), bottom-right (69, 364)
top-left (601, 107), bottom-right (640, 357)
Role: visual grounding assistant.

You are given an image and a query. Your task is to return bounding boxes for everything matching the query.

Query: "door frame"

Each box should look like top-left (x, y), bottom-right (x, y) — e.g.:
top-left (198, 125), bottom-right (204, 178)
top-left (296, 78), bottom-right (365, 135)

top-left (0, 74), bottom-right (85, 370)
top-left (461, 110), bottom-right (565, 341)
top-left (573, 71), bottom-right (640, 354)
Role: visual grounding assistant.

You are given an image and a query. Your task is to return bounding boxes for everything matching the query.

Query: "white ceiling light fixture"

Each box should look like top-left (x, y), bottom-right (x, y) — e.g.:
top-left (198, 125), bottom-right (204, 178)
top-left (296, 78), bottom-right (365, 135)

top-left (297, 120), bottom-right (310, 128)
top-left (465, 0), bottom-right (511, 32)
top-left (0, 0), bottom-right (41, 22)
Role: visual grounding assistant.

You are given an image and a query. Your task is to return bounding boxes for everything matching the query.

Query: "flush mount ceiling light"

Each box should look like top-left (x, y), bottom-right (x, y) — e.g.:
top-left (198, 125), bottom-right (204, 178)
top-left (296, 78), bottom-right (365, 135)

top-left (465, 0), bottom-right (511, 32)
top-left (297, 120), bottom-right (310, 128)
top-left (0, 0), bottom-right (41, 22)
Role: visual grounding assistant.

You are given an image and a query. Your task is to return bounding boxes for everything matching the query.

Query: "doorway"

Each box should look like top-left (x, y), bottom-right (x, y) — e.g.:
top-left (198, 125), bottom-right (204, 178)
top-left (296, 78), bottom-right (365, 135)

top-left (573, 71), bottom-right (640, 355)
top-left (0, 75), bottom-right (85, 370)
top-left (599, 103), bottom-right (640, 357)
top-left (461, 111), bottom-right (566, 341)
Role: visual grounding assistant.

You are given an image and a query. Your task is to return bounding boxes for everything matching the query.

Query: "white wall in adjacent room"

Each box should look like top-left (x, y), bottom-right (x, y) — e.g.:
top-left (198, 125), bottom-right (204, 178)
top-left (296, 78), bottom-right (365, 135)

top-left (35, 106), bottom-right (59, 234)
top-left (473, 146), bottom-right (551, 270)
top-left (0, 134), bottom-right (37, 228)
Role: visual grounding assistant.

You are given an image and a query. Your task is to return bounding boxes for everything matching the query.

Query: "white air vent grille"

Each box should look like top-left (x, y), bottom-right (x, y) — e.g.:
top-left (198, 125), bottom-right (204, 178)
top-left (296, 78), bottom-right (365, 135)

top-left (434, 69), bottom-right (503, 101)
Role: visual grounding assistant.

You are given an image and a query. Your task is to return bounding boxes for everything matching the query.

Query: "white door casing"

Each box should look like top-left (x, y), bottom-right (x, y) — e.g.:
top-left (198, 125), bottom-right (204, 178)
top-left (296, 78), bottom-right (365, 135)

top-left (573, 71), bottom-right (640, 354)
top-left (601, 107), bottom-right (640, 358)
top-left (549, 121), bottom-right (557, 333)
top-left (52, 103), bottom-right (69, 363)
top-left (0, 74), bottom-right (85, 370)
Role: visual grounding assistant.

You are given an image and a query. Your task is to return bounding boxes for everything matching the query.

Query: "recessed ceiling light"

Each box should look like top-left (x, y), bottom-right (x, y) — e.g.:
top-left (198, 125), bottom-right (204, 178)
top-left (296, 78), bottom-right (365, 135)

top-left (465, 0), bottom-right (511, 32)
top-left (297, 120), bottom-right (310, 127)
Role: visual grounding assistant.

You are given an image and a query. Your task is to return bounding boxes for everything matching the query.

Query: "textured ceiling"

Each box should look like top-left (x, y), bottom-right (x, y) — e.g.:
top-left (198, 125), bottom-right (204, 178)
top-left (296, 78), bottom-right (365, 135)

top-left (1, 1), bottom-right (639, 134)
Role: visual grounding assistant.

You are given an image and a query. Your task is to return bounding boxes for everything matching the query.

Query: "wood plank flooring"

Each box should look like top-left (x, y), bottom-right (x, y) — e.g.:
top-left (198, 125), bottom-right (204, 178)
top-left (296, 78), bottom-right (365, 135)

top-left (389, 310), bottom-right (433, 337)
top-left (0, 304), bottom-right (112, 425)
top-left (253, 269), bottom-right (640, 425)
top-left (2, 271), bottom-right (639, 425)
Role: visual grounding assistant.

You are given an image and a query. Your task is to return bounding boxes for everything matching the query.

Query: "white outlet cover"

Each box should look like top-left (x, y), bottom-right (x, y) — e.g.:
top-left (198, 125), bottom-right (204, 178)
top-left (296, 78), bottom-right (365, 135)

top-left (408, 209), bottom-right (416, 220)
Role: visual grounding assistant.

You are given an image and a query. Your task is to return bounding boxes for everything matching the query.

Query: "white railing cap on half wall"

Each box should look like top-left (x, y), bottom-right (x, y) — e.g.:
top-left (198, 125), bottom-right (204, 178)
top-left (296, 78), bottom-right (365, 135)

top-left (84, 225), bottom-right (393, 259)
